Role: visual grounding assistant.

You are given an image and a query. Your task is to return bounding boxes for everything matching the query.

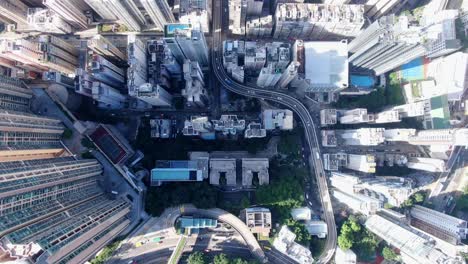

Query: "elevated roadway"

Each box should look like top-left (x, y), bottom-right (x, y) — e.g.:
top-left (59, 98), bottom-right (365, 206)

top-left (211, 1), bottom-right (337, 263)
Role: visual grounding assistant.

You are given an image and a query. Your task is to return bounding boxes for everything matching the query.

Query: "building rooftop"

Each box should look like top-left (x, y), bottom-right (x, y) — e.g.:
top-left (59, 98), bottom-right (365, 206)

top-left (164, 23), bottom-right (191, 37)
top-left (262, 109), bottom-right (293, 130)
top-left (89, 124), bottom-right (134, 165)
top-left (151, 160), bottom-right (203, 185)
top-left (365, 215), bottom-right (457, 264)
top-left (273, 225), bottom-right (314, 264)
top-left (179, 217), bottom-right (217, 229)
top-left (291, 207), bottom-right (312, 221)
top-left (304, 41), bottom-right (349, 89)
top-left (305, 220), bottom-right (327, 238)
top-left (244, 207), bottom-right (272, 237)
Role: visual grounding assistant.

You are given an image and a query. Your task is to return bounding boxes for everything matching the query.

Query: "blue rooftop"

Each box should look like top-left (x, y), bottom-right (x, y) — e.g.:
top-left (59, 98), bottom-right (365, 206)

top-left (150, 167), bottom-right (202, 186)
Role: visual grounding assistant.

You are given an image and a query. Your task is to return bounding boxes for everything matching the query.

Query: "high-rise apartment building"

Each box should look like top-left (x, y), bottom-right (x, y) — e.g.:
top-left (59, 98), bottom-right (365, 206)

top-left (135, 83), bottom-right (173, 107)
top-left (0, 35), bottom-right (79, 76)
top-left (179, 0), bottom-right (210, 33)
top-left (87, 35), bottom-right (126, 63)
top-left (349, 13), bottom-right (461, 76)
top-left (229, 0), bottom-right (248, 35)
top-left (223, 40), bottom-right (245, 83)
top-left (273, 3), bottom-right (364, 40)
top-left (406, 157), bottom-right (446, 172)
top-left (0, 75), bottom-right (31, 112)
top-left (127, 35), bottom-right (147, 97)
top-left (348, 15), bottom-right (425, 76)
top-left (0, 38), bottom-right (48, 73)
top-left (333, 189), bottom-right (382, 215)
top-left (84, 0), bottom-right (143, 31)
top-left (276, 61), bottom-right (299, 89)
top-left (243, 42), bottom-right (266, 73)
top-left (324, 0), bottom-right (409, 20)
top-left (27, 8), bottom-right (73, 34)
top-left (366, 214), bottom-right (459, 264)
top-left (164, 24), bottom-right (209, 66)
top-left (92, 81), bottom-right (127, 109)
top-left (182, 60), bottom-right (208, 107)
top-left (331, 172), bottom-right (413, 207)
top-left (410, 205), bottom-right (467, 245)
top-left (38, 35), bottom-right (79, 75)
top-left (407, 128), bottom-right (468, 146)
top-left (322, 128), bottom-right (385, 147)
top-left (0, 0), bottom-right (29, 27)
top-left (0, 157), bottom-right (131, 264)
top-left (0, 109), bottom-right (66, 162)
top-left (140, 0), bottom-right (175, 30)
top-left (0, 76), bottom-right (66, 162)
top-left (324, 153), bottom-right (376, 173)
top-left (246, 15), bottom-right (273, 38)
top-left (43, 0), bottom-right (89, 29)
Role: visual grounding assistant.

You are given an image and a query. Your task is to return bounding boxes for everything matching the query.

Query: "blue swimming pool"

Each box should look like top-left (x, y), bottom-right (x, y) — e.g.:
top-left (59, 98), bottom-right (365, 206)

top-left (350, 75), bottom-right (375, 88)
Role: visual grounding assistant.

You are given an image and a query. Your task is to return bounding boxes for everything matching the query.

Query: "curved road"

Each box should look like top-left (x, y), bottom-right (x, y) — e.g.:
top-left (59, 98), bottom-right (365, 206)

top-left (182, 206), bottom-right (266, 262)
top-left (211, 1), bottom-right (337, 263)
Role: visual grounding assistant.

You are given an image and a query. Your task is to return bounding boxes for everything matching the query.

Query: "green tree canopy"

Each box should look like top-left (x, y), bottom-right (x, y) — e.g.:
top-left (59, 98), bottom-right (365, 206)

top-left (338, 234), bottom-right (353, 250)
top-left (213, 253), bottom-right (230, 264)
top-left (232, 259), bottom-right (249, 264)
top-left (187, 252), bottom-right (206, 264)
top-left (382, 246), bottom-right (398, 260)
top-left (337, 217), bottom-right (379, 260)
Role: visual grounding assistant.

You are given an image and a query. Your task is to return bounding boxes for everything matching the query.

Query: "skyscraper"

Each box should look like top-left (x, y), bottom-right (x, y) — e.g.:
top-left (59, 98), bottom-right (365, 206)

top-left (349, 13), bottom-right (461, 76)
top-left (0, 75), bottom-right (66, 162)
top-left (182, 60), bottom-right (208, 107)
top-left (43, 0), bottom-right (90, 29)
top-left (0, 157), bottom-right (131, 264)
top-left (0, 0), bottom-right (29, 27)
top-left (0, 78), bottom-right (132, 263)
top-left (0, 109), bottom-right (66, 162)
top-left (410, 205), bottom-right (467, 244)
top-left (273, 3), bottom-right (364, 40)
top-left (0, 75), bottom-right (31, 112)
top-left (163, 24), bottom-right (209, 66)
top-left (179, 0), bottom-right (210, 33)
top-left (407, 128), bottom-right (468, 146)
top-left (229, 0), bottom-right (247, 35)
top-left (84, 0), bottom-right (144, 31)
top-left (135, 83), bottom-right (173, 107)
top-left (140, 0), bottom-right (175, 30)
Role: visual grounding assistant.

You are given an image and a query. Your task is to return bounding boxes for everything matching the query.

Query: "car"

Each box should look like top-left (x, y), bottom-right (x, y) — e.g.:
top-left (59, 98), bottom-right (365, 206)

top-left (127, 260), bottom-right (137, 264)
top-left (204, 249), bottom-right (211, 253)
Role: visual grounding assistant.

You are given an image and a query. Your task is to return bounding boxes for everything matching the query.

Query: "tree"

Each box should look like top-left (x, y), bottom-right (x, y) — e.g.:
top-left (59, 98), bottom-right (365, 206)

top-left (413, 192), bottom-right (425, 203)
top-left (187, 252), bottom-right (206, 264)
top-left (213, 253), bottom-right (230, 264)
top-left (232, 259), bottom-right (249, 264)
top-left (286, 219), bottom-right (311, 244)
top-left (337, 217), bottom-right (379, 260)
top-left (338, 234), bottom-right (353, 250)
top-left (382, 246), bottom-right (398, 260)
